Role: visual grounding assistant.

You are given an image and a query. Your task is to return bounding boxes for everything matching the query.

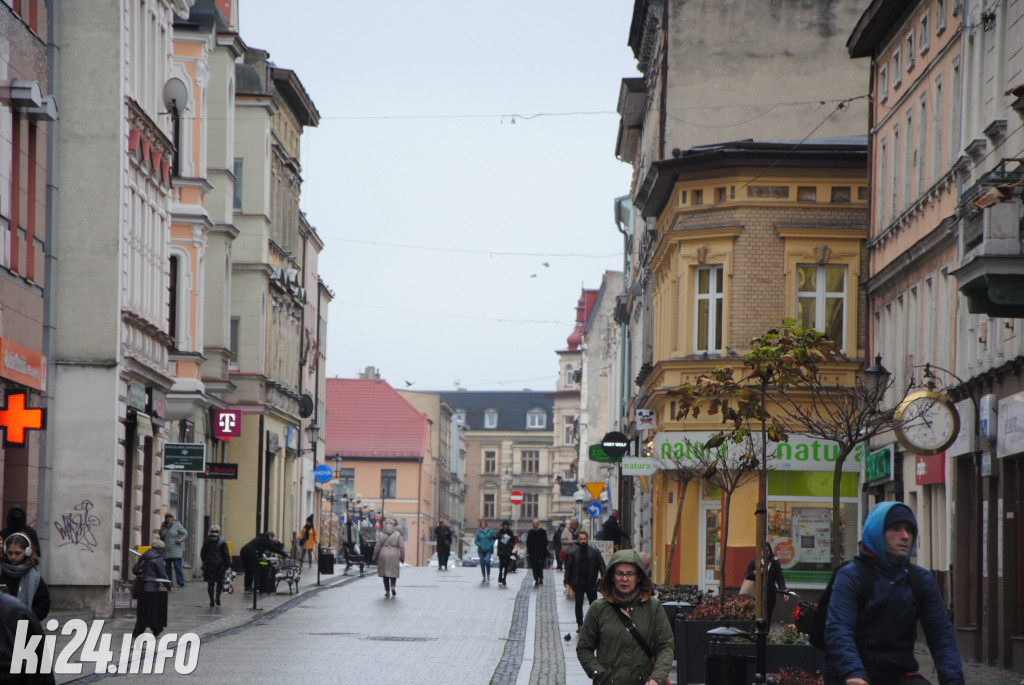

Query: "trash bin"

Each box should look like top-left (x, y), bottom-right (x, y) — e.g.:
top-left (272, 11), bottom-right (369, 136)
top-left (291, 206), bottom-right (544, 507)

top-left (704, 654), bottom-right (749, 685)
top-left (257, 561), bottom-right (276, 594)
top-left (318, 551), bottom-right (335, 575)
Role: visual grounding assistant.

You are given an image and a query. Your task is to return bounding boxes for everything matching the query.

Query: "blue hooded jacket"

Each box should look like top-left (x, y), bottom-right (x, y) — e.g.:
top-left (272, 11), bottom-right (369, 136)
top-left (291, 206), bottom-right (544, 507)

top-left (823, 502), bottom-right (964, 685)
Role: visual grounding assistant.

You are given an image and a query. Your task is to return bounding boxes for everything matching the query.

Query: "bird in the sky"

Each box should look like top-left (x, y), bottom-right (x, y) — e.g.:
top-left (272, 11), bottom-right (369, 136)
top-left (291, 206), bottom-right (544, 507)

top-left (542, 262), bottom-right (550, 267)
top-left (530, 274), bottom-right (537, 278)
top-left (404, 380), bottom-right (414, 387)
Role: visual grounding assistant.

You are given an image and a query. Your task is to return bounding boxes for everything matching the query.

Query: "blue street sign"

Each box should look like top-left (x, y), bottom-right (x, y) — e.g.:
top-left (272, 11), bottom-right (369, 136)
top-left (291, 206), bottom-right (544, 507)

top-left (587, 501), bottom-right (603, 519)
top-left (313, 464), bottom-right (333, 483)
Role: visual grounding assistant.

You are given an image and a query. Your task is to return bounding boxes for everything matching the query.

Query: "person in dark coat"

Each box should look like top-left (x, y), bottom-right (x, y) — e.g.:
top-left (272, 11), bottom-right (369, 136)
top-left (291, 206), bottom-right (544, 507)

top-left (563, 530), bottom-right (606, 631)
top-left (132, 540), bottom-right (170, 638)
top-left (433, 520), bottom-right (453, 570)
top-left (200, 524), bottom-right (231, 607)
top-left (600, 509), bottom-right (625, 551)
top-left (0, 506), bottom-right (40, 559)
top-left (525, 518), bottom-right (549, 586)
top-left (239, 531), bottom-right (286, 593)
top-left (824, 502), bottom-right (964, 685)
top-left (744, 541), bottom-right (788, 623)
top-left (495, 521), bottom-right (516, 586)
top-left (0, 591), bottom-right (55, 684)
top-left (0, 533), bottom-right (49, 621)
top-left (553, 522), bottom-right (565, 570)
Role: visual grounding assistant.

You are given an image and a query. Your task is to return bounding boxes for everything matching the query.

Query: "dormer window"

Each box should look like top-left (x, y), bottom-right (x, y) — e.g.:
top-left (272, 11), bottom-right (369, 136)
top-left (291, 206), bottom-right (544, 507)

top-left (454, 410), bottom-right (466, 426)
top-left (526, 409), bottom-right (547, 429)
top-left (484, 409), bottom-right (498, 429)
top-left (565, 364), bottom-right (575, 387)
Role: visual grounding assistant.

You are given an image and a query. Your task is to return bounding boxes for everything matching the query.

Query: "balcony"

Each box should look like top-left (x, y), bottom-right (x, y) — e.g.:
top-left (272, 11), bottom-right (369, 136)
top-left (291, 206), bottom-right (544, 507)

top-left (953, 160), bottom-right (1024, 317)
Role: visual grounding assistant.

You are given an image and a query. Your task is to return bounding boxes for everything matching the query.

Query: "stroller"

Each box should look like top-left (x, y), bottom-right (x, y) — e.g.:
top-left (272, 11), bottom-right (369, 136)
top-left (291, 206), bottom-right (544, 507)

top-left (341, 543), bottom-right (366, 576)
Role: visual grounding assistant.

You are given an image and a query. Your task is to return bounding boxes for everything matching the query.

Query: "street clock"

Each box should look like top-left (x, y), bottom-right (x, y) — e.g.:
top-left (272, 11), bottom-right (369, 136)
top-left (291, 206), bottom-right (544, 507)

top-left (893, 390), bottom-right (960, 456)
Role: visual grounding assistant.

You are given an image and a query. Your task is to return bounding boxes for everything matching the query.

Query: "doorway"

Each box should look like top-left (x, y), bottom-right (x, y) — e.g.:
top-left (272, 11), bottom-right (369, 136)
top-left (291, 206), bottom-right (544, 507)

top-left (700, 500), bottom-right (721, 594)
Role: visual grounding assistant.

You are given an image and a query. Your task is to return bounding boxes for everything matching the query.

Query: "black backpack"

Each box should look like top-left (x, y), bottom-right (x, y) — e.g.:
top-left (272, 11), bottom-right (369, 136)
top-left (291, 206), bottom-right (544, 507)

top-left (803, 558), bottom-right (925, 650)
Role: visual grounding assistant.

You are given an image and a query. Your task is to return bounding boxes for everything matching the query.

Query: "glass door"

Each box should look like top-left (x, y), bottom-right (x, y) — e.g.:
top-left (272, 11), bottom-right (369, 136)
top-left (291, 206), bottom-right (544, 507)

top-left (700, 501), bottom-right (721, 593)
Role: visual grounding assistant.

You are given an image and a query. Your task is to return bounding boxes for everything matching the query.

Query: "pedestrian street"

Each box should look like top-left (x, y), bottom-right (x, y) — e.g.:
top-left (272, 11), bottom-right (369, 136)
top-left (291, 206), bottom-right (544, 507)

top-left (69, 565), bottom-right (607, 685)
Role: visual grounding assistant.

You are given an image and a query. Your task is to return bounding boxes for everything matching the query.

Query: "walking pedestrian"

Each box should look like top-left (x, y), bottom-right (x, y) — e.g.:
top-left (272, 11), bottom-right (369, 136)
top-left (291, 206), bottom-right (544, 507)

top-left (525, 519), bottom-right (549, 586)
top-left (297, 515), bottom-right (317, 569)
top-left (0, 591), bottom-right (54, 685)
top-left (743, 541), bottom-right (789, 623)
top-left (576, 549), bottom-right (673, 685)
top-left (474, 520), bottom-right (497, 583)
top-left (560, 518), bottom-right (580, 565)
top-left (132, 539), bottom-right (169, 638)
top-left (564, 531), bottom-right (606, 632)
top-left (239, 531), bottom-right (286, 594)
top-left (200, 525), bottom-right (231, 607)
top-left (0, 533), bottom-right (49, 621)
top-left (496, 521), bottom-right (515, 586)
top-left (372, 518), bottom-right (404, 598)
top-left (600, 509), bottom-right (626, 551)
top-left (553, 521), bottom-right (565, 570)
top-left (824, 501), bottom-right (964, 685)
top-left (158, 513), bottom-right (188, 587)
top-left (0, 506), bottom-right (41, 559)
top-left (433, 519), bottom-right (454, 571)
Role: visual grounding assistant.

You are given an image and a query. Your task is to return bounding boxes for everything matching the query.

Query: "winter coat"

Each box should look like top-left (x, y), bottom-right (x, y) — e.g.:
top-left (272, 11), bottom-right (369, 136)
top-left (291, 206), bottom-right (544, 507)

top-left (600, 515), bottom-right (623, 548)
top-left (0, 506), bottom-right (41, 559)
top-left (552, 524), bottom-right (565, 554)
top-left (474, 527), bottom-right (496, 555)
top-left (299, 523), bottom-right (317, 550)
top-left (0, 563), bottom-right (49, 621)
top-left (132, 548), bottom-right (170, 593)
top-left (564, 543), bottom-right (605, 591)
top-left (0, 592), bottom-right (54, 685)
top-left (433, 525), bottom-right (453, 551)
top-left (526, 527), bottom-right (549, 561)
top-left (159, 520), bottom-right (188, 559)
top-left (372, 522), bottom-right (405, 578)
top-left (200, 535), bottom-right (231, 583)
top-left (496, 528), bottom-right (516, 557)
top-left (560, 524), bottom-right (579, 559)
top-left (577, 550), bottom-right (673, 685)
top-left (824, 502), bottom-right (964, 685)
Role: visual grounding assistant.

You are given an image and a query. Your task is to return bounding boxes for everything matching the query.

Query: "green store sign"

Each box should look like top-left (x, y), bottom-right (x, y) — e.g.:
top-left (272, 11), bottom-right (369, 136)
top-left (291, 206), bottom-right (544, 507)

top-left (864, 446), bottom-right (892, 482)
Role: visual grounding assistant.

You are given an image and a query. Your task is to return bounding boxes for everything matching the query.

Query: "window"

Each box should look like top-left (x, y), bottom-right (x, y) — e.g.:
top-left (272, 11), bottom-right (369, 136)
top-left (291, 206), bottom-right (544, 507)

top-left (797, 186), bottom-right (817, 202)
top-left (692, 189), bottom-right (703, 205)
top-left (563, 415), bottom-right (575, 446)
top-left (892, 50), bottom-right (902, 86)
top-left (918, 96), bottom-right (927, 196)
top-left (936, 0), bottom-right (946, 32)
top-left (335, 467), bottom-right (354, 498)
top-left (526, 409), bottom-right (546, 429)
top-left (522, 450), bottom-right (539, 474)
top-left (484, 409), bottom-right (498, 429)
top-left (483, 493), bottom-right (496, 519)
top-left (879, 65), bottom-right (889, 102)
top-left (523, 493), bottom-right (539, 519)
top-left (380, 469), bottom-right (396, 499)
top-left (564, 365), bottom-right (575, 387)
top-left (797, 265), bottom-right (846, 345)
top-left (454, 410), bottom-right (466, 426)
top-left (906, 33), bottom-right (915, 69)
top-left (715, 187), bottom-right (727, 203)
top-left (168, 255), bottom-right (179, 344)
top-left (232, 158), bottom-right (243, 210)
top-left (919, 14), bottom-right (929, 52)
top-left (483, 450), bottom-right (497, 474)
top-left (830, 187), bottom-right (851, 203)
top-left (694, 266), bottom-right (723, 354)
top-left (891, 124), bottom-right (900, 217)
top-left (229, 316), bottom-right (240, 368)
top-left (933, 79), bottom-right (944, 184)
top-left (878, 138), bottom-right (888, 228)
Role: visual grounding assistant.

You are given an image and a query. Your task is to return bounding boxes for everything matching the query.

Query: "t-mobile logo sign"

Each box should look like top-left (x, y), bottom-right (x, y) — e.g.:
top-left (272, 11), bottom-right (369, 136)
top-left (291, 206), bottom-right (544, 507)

top-left (212, 409), bottom-right (242, 440)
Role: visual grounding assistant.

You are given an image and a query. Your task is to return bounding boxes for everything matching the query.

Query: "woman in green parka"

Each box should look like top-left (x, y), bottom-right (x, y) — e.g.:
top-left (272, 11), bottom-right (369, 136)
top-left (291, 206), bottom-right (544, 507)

top-left (576, 549), bottom-right (673, 685)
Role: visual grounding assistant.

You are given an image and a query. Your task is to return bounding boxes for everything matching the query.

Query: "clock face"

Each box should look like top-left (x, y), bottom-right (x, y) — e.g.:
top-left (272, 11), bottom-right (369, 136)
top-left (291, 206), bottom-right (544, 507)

top-left (894, 391), bottom-right (960, 456)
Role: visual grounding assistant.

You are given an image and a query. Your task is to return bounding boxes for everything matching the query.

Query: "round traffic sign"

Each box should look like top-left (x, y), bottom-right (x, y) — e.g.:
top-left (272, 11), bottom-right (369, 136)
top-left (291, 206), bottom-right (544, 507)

top-left (587, 501), bottom-right (604, 519)
top-left (510, 490), bottom-right (524, 505)
top-left (313, 464), bottom-right (333, 483)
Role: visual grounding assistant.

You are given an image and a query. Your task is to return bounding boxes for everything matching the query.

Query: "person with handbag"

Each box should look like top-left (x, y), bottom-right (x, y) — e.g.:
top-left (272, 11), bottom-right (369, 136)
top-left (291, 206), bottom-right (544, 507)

top-left (297, 515), bottom-right (317, 569)
top-left (742, 541), bottom-right (788, 623)
top-left (200, 524), bottom-right (231, 607)
top-left (576, 548), bottom-right (673, 685)
top-left (132, 539), bottom-right (170, 638)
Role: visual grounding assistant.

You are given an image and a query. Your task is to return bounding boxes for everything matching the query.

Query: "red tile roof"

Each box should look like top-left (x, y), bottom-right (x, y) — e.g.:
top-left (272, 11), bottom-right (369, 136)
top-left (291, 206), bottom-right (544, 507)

top-left (325, 378), bottom-right (428, 458)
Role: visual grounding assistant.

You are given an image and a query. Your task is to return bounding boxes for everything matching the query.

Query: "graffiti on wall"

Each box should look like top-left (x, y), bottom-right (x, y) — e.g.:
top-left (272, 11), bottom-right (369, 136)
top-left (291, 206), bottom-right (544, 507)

top-left (54, 499), bottom-right (100, 552)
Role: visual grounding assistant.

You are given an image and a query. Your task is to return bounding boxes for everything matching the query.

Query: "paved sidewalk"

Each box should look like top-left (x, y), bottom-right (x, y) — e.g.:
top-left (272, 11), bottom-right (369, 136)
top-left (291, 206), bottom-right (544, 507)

top-left (46, 561), bottom-right (357, 683)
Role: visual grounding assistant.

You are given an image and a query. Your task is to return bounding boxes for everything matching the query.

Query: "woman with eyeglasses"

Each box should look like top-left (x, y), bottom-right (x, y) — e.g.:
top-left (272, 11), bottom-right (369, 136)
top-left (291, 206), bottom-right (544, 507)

top-left (576, 549), bottom-right (673, 685)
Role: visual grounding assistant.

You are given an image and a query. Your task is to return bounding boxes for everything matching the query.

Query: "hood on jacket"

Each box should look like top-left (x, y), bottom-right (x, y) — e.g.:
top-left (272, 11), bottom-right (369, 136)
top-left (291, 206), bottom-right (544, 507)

top-left (599, 549), bottom-right (654, 601)
top-left (862, 501), bottom-right (917, 566)
top-left (6, 506), bottom-right (25, 529)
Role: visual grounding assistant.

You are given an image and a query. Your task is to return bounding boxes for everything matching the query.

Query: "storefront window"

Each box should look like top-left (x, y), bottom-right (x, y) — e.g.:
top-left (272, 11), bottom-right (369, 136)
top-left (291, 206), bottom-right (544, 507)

top-left (766, 501), bottom-right (858, 584)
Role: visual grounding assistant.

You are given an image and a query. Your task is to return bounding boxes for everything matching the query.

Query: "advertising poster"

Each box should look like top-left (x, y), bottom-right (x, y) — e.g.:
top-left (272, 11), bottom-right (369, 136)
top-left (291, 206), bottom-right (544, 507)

top-left (791, 507), bottom-right (831, 564)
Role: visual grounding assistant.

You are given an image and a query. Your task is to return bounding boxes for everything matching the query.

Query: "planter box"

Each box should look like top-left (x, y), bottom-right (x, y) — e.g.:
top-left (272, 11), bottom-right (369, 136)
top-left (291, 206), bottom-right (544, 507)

top-left (709, 642), bottom-right (823, 683)
top-left (661, 602), bottom-right (694, 637)
top-left (676, 619), bottom-right (755, 685)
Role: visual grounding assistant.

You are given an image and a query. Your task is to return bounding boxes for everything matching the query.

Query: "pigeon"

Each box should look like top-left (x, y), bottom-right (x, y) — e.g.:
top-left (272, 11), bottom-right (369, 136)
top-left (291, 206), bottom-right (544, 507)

top-left (404, 380), bottom-right (414, 387)
top-left (564, 633), bottom-right (572, 644)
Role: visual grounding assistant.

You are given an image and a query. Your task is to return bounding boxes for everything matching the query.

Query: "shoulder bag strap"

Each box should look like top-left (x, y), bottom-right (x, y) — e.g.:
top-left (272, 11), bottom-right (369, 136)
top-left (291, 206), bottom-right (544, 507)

top-left (612, 606), bottom-right (655, 660)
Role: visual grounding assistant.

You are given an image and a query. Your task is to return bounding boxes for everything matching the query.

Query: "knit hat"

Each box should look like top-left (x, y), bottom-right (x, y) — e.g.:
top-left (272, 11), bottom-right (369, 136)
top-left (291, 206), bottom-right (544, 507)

top-left (883, 503), bottom-right (918, 538)
top-left (151, 539), bottom-right (165, 549)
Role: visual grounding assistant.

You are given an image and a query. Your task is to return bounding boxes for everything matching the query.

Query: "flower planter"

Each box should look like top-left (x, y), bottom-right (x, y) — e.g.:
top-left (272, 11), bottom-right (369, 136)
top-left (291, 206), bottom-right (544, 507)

top-left (711, 642), bottom-right (823, 683)
top-left (676, 619), bottom-right (755, 685)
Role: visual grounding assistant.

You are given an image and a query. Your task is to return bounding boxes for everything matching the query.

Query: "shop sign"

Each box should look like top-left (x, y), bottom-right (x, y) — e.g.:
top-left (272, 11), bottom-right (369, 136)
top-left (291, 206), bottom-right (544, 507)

top-left (620, 457), bottom-right (657, 477)
top-left (864, 446), bottom-right (892, 482)
top-left (200, 462), bottom-right (238, 479)
top-left (652, 431), bottom-right (863, 472)
top-left (127, 382), bottom-right (147, 411)
top-left (285, 425), bottom-right (298, 451)
top-left (636, 409), bottom-right (656, 429)
top-left (212, 409), bottom-right (242, 441)
top-left (0, 339), bottom-right (46, 391)
top-left (997, 392), bottom-right (1024, 458)
top-left (915, 453), bottom-right (945, 485)
top-left (946, 399), bottom-right (976, 457)
top-left (164, 443), bottom-right (206, 471)
top-left (589, 444), bottom-right (620, 463)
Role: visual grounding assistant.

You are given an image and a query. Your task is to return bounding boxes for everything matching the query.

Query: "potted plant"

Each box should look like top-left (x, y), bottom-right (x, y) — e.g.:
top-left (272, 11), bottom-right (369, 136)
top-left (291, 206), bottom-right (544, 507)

top-left (713, 624), bottom-right (824, 683)
top-left (677, 595), bottom-right (756, 685)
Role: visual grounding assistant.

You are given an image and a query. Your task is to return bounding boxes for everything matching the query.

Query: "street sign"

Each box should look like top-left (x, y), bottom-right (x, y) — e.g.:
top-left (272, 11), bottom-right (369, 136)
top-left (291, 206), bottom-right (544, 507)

top-left (601, 431), bottom-right (630, 459)
top-left (164, 443), bottom-right (206, 472)
top-left (510, 490), bottom-right (524, 505)
top-left (314, 464), bottom-right (333, 483)
top-left (199, 463), bottom-right (238, 479)
top-left (587, 501), bottom-right (603, 519)
top-left (585, 482), bottom-right (605, 501)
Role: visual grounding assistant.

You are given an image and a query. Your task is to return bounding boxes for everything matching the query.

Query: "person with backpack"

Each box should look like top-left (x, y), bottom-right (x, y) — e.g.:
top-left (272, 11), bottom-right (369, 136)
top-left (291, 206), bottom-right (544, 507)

top-left (823, 501), bottom-right (964, 685)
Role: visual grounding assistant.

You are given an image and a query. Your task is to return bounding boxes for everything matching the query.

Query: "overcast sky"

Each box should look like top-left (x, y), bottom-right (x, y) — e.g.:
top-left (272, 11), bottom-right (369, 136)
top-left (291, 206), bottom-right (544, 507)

top-left (240, 1), bottom-right (637, 390)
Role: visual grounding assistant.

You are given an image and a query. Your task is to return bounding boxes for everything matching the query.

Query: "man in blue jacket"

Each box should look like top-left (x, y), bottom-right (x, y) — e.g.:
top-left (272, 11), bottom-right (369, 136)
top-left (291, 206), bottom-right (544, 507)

top-left (824, 501), bottom-right (964, 685)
